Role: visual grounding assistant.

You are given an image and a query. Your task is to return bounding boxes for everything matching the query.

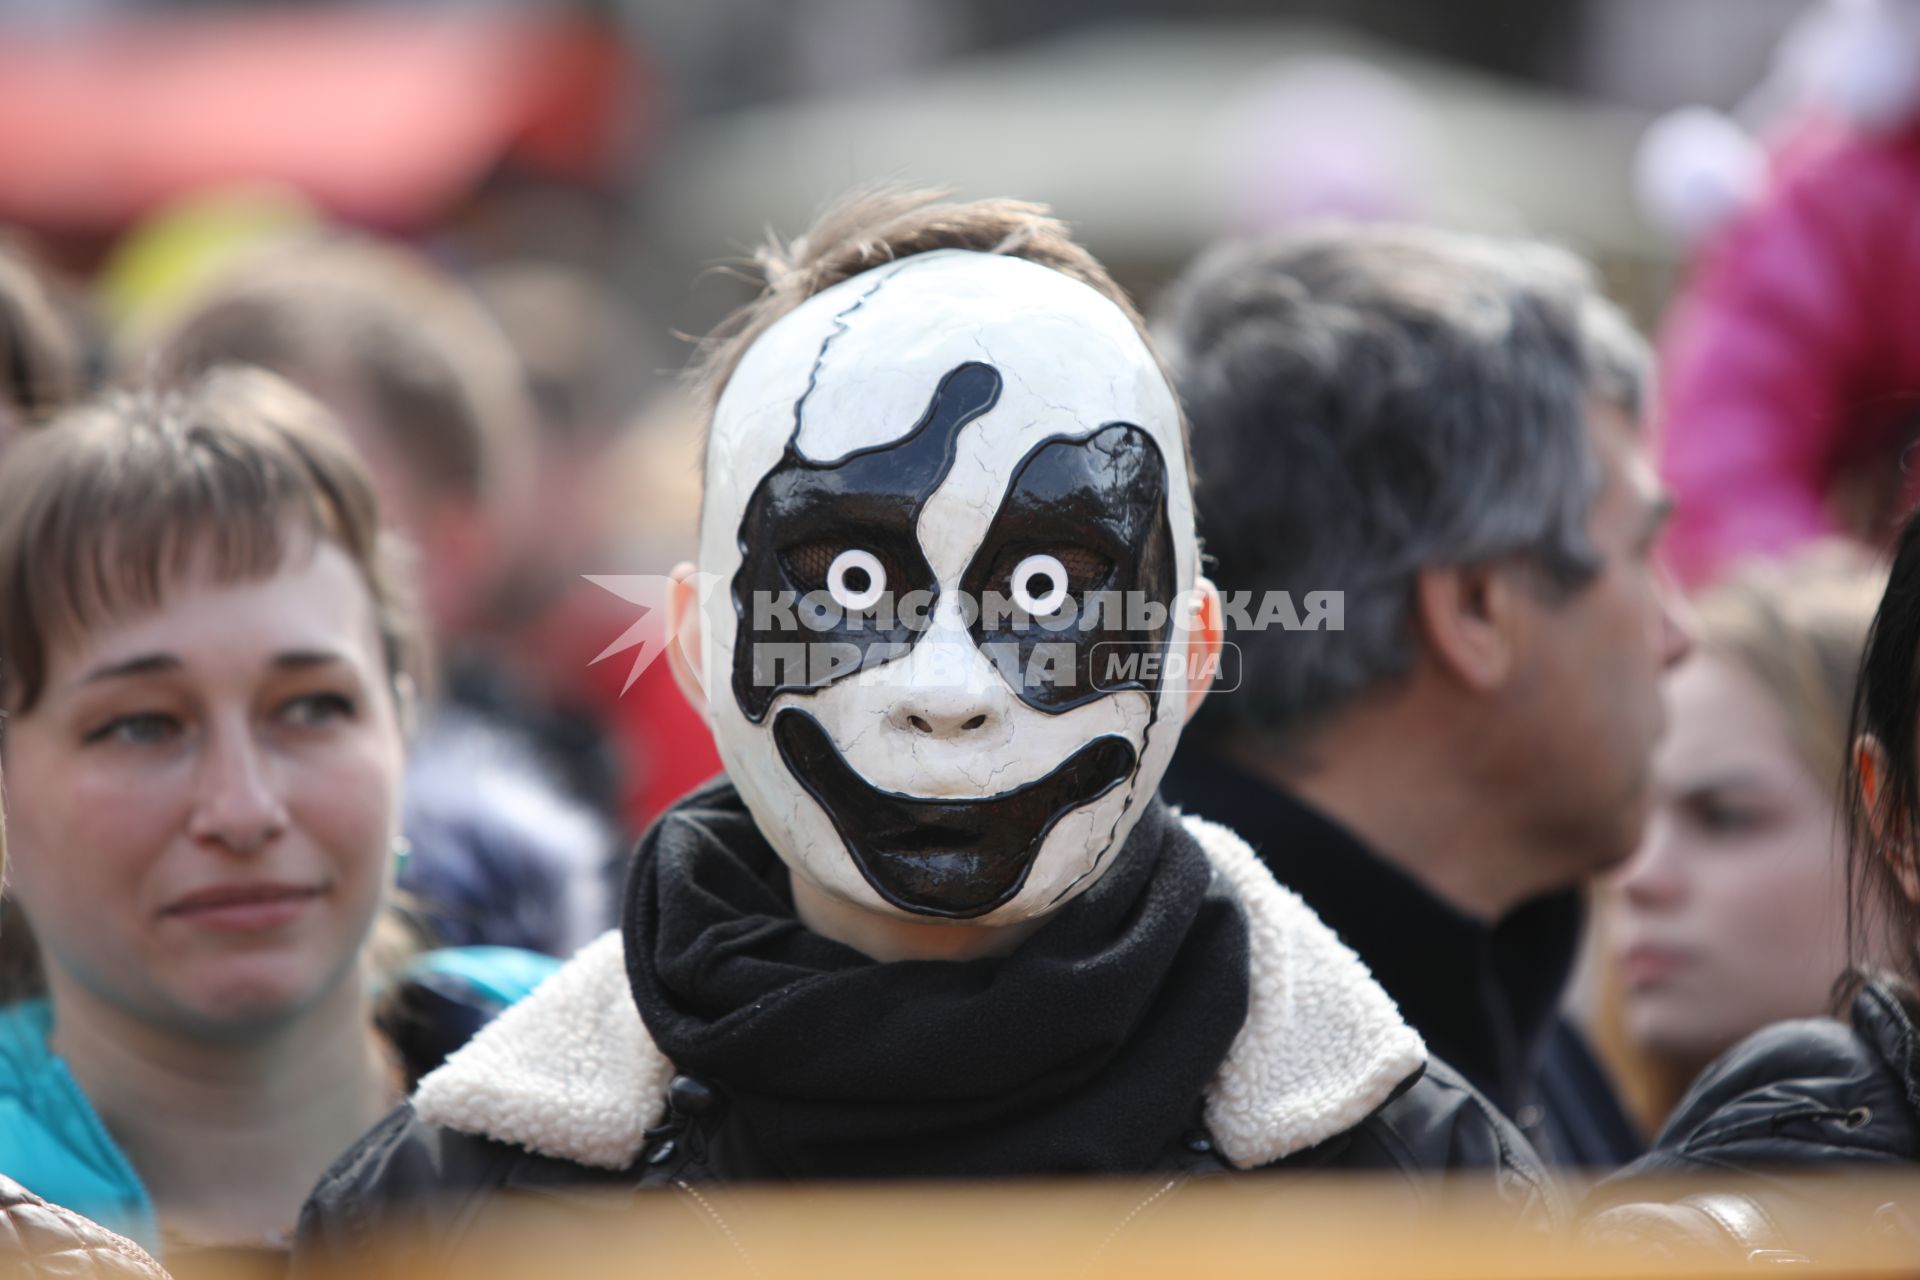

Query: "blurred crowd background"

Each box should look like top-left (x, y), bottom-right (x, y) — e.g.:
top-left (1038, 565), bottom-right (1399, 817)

top-left (4, 0), bottom-right (1920, 1178)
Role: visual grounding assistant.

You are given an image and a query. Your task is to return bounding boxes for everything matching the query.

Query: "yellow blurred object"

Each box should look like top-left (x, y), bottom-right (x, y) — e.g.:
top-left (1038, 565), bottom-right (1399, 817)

top-left (271, 1174), bottom-right (1920, 1280)
top-left (95, 184), bottom-right (319, 345)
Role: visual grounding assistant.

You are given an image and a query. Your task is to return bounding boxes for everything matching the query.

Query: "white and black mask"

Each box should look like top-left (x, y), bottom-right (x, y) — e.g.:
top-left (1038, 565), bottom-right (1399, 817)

top-left (692, 250), bottom-right (1199, 925)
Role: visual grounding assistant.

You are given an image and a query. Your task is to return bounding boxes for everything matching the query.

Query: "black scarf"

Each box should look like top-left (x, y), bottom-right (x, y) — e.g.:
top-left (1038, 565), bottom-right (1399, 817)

top-left (622, 779), bottom-right (1249, 1179)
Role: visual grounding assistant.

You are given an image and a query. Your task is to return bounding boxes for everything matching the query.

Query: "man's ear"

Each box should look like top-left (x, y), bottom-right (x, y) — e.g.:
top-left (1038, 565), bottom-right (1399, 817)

top-left (666, 561), bottom-right (709, 714)
top-left (1413, 562), bottom-right (1522, 693)
top-left (1856, 733), bottom-right (1920, 905)
top-left (1182, 577), bottom-right (1226, 723)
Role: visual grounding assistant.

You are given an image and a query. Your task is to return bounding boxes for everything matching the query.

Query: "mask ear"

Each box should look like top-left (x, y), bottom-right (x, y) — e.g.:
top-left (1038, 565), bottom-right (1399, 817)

top-left (1182, 577), bottom-right (1225, 723)
top-left (667, 561), bottom-right (710, 715)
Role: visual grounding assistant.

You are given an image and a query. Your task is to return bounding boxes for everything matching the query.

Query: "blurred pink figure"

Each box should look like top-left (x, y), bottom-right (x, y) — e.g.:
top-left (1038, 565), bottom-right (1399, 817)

top-left (1644, 0), bottom-right (1920, 585)
top-left (1658, 121), bottom-right (1920, 585)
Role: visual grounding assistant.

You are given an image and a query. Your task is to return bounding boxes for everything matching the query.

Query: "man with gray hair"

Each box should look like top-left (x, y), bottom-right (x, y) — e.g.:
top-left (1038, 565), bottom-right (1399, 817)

top-left (1155, 225), bottom-right (1692, 1168)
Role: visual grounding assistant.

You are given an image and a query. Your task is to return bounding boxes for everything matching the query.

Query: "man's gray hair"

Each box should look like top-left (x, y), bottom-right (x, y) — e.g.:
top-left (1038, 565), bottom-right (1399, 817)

top-left (1154, 223), bottom-right (1650, 742)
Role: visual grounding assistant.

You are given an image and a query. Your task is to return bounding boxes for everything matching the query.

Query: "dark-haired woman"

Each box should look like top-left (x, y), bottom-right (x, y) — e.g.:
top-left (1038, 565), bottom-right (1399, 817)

top-left (1586, 515), bottom-right (1920, 1252)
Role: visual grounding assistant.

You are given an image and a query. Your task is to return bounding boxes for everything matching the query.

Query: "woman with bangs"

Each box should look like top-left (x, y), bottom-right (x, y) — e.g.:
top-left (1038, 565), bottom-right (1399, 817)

top-left (0, 367), bottom-right (551, 1266)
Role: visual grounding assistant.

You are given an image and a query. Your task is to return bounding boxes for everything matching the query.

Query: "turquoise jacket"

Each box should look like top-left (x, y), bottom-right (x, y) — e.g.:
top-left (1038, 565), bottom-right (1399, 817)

top-left (0, 946), bottom-right (558, 1251)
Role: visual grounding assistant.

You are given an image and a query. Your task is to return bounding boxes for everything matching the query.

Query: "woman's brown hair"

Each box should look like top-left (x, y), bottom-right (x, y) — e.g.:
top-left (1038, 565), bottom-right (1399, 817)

top-left (0, 365), bottom-right (422, 714)
top-left (1695, 543), bottom-right (1886, 804)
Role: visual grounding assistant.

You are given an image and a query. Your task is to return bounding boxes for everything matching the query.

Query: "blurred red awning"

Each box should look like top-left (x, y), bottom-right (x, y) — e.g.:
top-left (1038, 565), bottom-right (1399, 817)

top-left (0, 9), bottom-right (643, 235)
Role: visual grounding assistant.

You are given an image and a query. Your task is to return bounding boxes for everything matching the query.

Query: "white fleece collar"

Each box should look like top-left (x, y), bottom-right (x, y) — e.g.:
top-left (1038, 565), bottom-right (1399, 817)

top-left (414, 813), bottom-right (1426, 1171)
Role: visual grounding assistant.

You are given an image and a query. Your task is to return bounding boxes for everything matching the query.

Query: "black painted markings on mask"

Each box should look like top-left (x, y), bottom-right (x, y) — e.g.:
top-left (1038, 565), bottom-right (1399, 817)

top-left (960, 424), bottom-right (1177, 712)
top-left (734, 349), bottom-right (1176, 919)
top-left (730, 361), bottom-right (1002, 723)
top-left (773, 708), bottom-right (1137, 918)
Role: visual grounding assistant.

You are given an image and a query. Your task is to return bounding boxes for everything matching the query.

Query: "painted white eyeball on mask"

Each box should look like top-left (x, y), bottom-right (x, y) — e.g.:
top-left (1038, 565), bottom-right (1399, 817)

top-left (1011, 553), bottom-right (1069, 615)
top-left (827, 549), bottom-right (886, 612)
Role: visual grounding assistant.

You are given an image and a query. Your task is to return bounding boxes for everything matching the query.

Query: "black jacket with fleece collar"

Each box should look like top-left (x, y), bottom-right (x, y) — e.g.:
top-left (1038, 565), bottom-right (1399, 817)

top-left (296, 783), bottom-right (1560, 1271)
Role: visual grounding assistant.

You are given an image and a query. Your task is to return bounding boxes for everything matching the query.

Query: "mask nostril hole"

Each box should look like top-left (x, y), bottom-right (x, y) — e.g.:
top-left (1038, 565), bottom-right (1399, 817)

top-left (908, 715), bottom-right (932, 734)
top-left (962, 715), bottom-right (987, 731)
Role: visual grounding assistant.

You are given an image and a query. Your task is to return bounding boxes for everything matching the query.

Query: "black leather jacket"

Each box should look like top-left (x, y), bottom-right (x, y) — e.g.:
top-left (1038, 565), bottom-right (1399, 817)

top-left (1614, 982), bottom-right (1917, 1176)
top-left (296, 1056), bottom-right (1560, 1276)
top-left (1587, 981), bottom-right (1920, 1254)
top-left (297, 789), bottom-right (1563, 1275)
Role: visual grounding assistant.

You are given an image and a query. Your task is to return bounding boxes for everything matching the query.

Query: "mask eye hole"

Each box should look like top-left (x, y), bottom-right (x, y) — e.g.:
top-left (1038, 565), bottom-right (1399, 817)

top-left (783, 541), bottom-right (838, 589)
top-left (783, 542), bottom-right (888, 597)
top-left (1011, 553), bottom-right (1069, 615)
top-left (827, 549), bottom-right (887, 611)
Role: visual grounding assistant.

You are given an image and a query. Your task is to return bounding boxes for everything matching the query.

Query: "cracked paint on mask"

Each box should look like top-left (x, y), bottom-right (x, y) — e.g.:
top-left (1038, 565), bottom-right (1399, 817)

top-left (695, 250), bottom-right (1198, 926)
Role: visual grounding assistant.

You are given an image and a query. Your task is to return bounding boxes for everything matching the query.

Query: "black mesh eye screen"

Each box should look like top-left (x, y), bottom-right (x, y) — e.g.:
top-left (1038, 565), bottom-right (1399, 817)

top-left (730, 361), bottom-right (1003, 722)
top-left (959, 424), bottom-right (1176, 712)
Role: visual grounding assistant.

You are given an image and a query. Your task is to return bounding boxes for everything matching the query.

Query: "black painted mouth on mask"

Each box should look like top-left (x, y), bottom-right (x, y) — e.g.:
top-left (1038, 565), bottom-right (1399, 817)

top-left (772, 708), bottom-right (1138, 919)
